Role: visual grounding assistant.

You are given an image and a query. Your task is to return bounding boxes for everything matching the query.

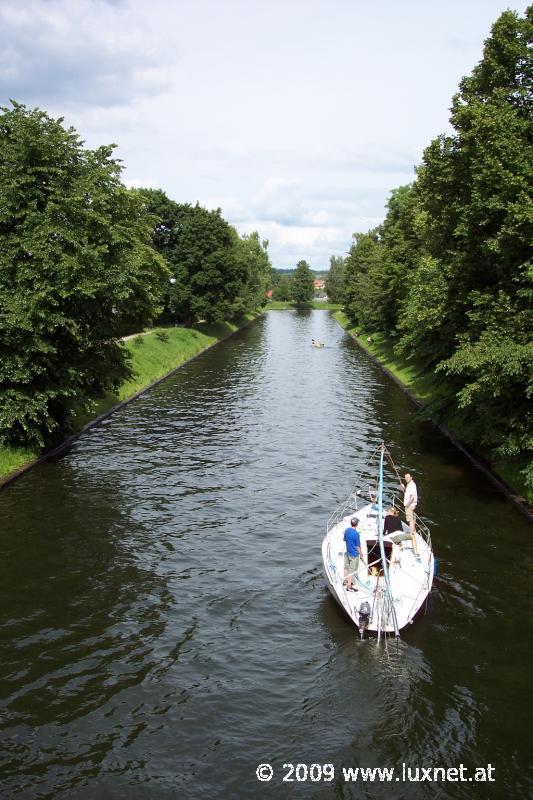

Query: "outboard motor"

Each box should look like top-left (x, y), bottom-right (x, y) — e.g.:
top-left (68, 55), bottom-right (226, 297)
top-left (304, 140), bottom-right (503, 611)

top-left (358, 601), bottom-right (371, 640)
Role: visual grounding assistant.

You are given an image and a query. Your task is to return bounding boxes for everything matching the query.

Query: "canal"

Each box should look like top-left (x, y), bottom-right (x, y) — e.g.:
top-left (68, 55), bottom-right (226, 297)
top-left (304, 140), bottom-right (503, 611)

top-left (0, 310), bottom-right (531, 799)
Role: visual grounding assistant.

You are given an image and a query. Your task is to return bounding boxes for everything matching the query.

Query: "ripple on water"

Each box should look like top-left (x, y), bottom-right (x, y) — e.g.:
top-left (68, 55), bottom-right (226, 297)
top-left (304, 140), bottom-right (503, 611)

top-left (0, 311), bottom-right (532, 799)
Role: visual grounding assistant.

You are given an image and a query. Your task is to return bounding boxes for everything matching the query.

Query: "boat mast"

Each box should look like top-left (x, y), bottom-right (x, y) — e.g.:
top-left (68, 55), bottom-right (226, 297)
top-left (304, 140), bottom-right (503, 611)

top-left (378, 443), bottom-right (400, 639)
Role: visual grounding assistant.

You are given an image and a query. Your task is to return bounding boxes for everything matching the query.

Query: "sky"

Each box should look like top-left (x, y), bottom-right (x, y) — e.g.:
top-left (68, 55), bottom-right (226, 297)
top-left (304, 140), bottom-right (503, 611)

top-left (0, 0), bottom-right (529, 270)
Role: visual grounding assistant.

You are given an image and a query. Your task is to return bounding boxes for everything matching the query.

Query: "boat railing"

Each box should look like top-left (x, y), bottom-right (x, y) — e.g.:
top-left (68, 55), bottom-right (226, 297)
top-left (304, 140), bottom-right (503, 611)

top-left (326, 491), bottom-right (361, 533)
top-left (327, 487), bottom-right (432, 552)
top-left (400, 500), bottom-right (432, 551)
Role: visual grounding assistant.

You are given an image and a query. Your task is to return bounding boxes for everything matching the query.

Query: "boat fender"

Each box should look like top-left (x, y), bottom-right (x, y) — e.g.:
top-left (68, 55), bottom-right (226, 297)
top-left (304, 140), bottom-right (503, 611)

top-left (433, 558), bottom-right (438, 576)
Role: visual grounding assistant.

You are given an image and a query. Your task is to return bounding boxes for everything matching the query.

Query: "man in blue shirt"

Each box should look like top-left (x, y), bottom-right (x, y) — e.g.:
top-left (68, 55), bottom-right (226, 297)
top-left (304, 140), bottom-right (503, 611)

top-left (344, 517), bottom-right (362, 592)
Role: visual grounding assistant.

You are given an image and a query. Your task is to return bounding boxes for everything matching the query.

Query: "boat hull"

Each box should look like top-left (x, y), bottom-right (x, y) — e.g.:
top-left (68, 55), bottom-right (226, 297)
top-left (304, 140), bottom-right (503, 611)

top-left (322, 502), bottom-right (434, 634)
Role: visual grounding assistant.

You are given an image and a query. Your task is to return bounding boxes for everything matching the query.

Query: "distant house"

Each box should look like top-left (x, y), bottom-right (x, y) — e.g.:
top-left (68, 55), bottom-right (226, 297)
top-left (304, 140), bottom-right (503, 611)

top-left (314, 278), bottom-right (325, 291)
top-left (266, 289), bottom-right (273, 299)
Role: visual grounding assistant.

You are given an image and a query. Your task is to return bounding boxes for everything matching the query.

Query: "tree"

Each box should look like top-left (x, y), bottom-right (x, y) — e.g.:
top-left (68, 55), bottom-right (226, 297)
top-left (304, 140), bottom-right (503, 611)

top-left (349, 7), bottom-right (533, 485)
top-left (0, 102), bottom-right (167, 447)
top-left (272, 274), bottom-right (292, 301)
top-left (343, 231), bottom-right (383, 328)
top-left (412, 8), bottom-right (532, 349)
top-left (269, 266), bottom-right (281, 289)
top-left (137, 188), bottom-right (184, 253)
top-left (139, 192), bottom-right (273, 321)
top-left (138, 197), bottom-right (253, 325)
top-left (396, 255), bottom-right (451, 369)
top-left (291, 260), bottom-right (314, 305)
top-left (137, 188), bottom-right (185, 316)
top-left (376, 184), bottom-right (425, 332)
top-left (232, 230), bottom-right (272, 314)
top-left (437, 285), bottom-right (533, 486)
top-left (325, 255), bottom-right (345, 303)
top-left (414, 8), bottom-right (533, 480)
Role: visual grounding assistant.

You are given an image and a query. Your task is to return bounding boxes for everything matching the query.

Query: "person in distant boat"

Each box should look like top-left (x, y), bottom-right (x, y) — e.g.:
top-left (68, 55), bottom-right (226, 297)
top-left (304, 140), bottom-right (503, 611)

top-left (400, 473), bottom-right (419, 557)
top-left (343, 517), bottom-right (362, 592)
top-left (383, 506), bottom-right (403, 536)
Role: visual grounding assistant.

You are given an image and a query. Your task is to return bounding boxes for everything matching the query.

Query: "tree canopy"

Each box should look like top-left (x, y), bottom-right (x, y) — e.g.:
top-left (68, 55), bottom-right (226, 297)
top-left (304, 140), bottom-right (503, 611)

top-left (291, 260), bottom-right (315, 305)
top-left (271, 273), bottom-right (292, 301)
top-left (0, 103), bottom-right (168, 447)
top-left (0, 107), bottom-right (272, 451)
top-left (138, 191), bottom-right (271, 324)
top-left (325, 255), bottom-right (345, 303)
top-left (341, 6), bottom-right (533, 487)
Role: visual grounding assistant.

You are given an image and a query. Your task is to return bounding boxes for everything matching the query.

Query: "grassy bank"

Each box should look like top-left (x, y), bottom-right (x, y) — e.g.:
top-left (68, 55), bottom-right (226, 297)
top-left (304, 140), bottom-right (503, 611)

top-left (0, 446), bottom-right (39, 478)
top-left (268, 301), bottom-right (342, 310)
top-left (334, 311), bottom-right (532, 505)
top-left (0, 315), bottom-right (258, 481)
top-left (333, 312), bottom-right (444, 402)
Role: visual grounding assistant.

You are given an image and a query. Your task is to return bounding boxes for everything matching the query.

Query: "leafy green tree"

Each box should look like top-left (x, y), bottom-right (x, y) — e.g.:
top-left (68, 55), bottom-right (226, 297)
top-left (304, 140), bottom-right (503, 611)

top-left (272, 274), bottom-right (292, 301)
top-left (291, 260), bottom-right (314, 305)
top-left (357, 7), bottom-right (532, 485)
top-left (269, 266), bottom-right (281, 289)
top-left (137, 188), bottom-right (184, 315)
top-left (343, 231), bottom-right (383, 328)
top-left (173, 204), bottom-right (251, 324)
top-left (139, 192), bottom-right (272, 321)
top-left (137, 188), bottom-right (183, 253)
top-left (410, 8), bottom-right (532, 351)
top-left (437, 284), bottom-right (533, 487)
top-left (411, 8), bottom-right (532, 481)
top-left (232, 230), bottom-right (271, 313)
top-left (396, 255), bottom-right (451, 369)
top-left (0, 102), bottom-right (167, 447)
top-left (325, 255), bottom-right (345, 303)
top-left (376, 184), bottom-right (425, 332)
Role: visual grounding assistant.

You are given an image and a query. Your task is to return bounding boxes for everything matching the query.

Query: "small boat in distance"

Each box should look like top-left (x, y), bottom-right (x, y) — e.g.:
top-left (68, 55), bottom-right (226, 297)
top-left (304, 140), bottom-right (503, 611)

top-left (321, 444), bottom-right (434, 639)
top-left (311, 339), bottom-right (325, 348)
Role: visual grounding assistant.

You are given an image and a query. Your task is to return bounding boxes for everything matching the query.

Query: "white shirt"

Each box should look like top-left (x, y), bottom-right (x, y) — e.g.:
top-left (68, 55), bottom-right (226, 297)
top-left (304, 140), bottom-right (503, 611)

top-left (404, 480), bottom-right (417, 509)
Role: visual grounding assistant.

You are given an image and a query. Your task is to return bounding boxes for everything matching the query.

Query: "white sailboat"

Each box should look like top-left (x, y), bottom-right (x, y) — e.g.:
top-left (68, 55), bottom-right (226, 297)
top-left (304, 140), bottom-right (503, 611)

top-left (321, 444), bottom-right (435, 639)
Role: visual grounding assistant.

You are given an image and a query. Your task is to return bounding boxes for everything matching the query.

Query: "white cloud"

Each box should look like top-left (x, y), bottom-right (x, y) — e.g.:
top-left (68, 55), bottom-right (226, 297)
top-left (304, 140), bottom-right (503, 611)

top-left (0, 0), bottom-right (174, 107)
top-left (238, 220), bottom-right (346, 269)
top-left (1, 0), bottom-right (529, 268)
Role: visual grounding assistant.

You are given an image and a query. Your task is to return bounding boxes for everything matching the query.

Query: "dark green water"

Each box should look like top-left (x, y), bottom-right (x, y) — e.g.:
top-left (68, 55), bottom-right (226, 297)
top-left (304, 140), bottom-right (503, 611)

top-left (1, 310), bottom-right (531, 800)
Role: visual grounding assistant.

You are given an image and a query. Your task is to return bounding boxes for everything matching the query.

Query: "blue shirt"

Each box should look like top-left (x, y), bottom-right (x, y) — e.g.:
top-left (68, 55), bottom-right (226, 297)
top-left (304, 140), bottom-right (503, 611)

top-left (344, 526), bottom-right (361, 557)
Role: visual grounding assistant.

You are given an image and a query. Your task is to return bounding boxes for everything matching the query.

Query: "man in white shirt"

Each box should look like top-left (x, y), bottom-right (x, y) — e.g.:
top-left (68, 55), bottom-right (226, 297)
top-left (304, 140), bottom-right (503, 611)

top-left (401, 472), bottom-right (419, 558)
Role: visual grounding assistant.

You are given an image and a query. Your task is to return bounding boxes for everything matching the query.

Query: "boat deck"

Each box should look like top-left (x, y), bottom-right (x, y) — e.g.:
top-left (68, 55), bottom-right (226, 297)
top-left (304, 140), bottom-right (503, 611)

top-left (322, 503), bottom-right (434, 633)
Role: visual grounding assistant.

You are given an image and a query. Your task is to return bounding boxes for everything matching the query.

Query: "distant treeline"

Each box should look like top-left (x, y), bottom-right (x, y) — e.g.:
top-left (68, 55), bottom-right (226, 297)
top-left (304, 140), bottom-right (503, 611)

top-left (270, 260), bottom-right (316, 303)
top-left (331, 8), bottom-right (533, 488)
top-left (274, 268), bottom-right (327, 276)
top-left (0, 102), bottom-right (271, 449)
